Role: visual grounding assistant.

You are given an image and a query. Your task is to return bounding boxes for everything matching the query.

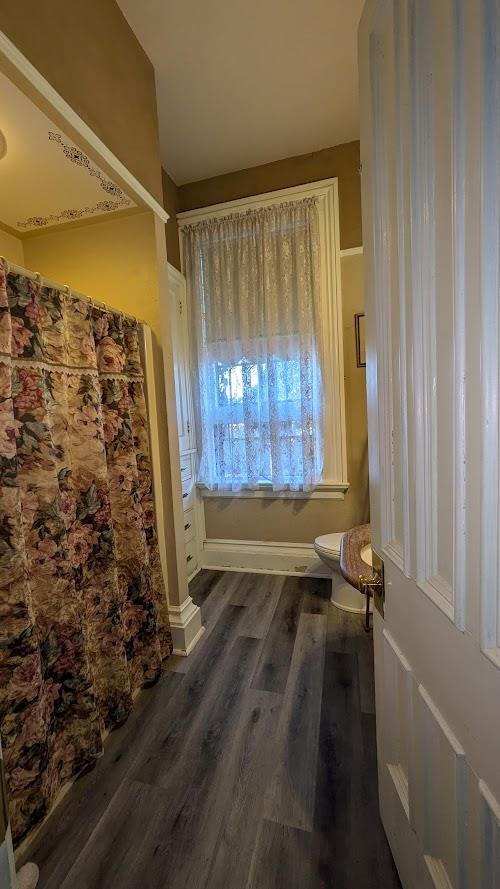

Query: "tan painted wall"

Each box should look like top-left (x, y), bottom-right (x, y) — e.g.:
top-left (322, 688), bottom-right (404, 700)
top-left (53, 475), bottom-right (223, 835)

top-left (0, 229), bottom-right (24, 265)
top-left (0, 1), bottom-right (163, 204)
top-left (178, 141), bottom-right (362, 250)
top-left (162, 169), bottom-right (181, 272)
top-left (204, 252), bottom-right (369, 543)
top-left (23, 212), bottom-right (179, 599)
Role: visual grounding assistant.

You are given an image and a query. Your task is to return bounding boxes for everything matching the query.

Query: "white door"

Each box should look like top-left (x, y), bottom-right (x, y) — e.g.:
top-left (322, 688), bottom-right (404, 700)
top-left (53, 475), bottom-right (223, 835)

top-left (359, 1), bottom-right (500, 887)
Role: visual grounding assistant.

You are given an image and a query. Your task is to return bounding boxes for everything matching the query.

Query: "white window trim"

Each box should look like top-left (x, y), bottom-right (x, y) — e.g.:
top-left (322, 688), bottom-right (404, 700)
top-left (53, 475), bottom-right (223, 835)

top-left (177, 177), bottom-right (348, 498)
top-left (199, 482), bottom-right (349, 501)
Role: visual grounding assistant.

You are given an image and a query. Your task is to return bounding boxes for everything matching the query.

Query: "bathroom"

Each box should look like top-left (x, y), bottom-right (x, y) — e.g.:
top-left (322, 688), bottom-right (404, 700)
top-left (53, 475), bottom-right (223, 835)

top-left (1, 2), bottom-right (500, 888)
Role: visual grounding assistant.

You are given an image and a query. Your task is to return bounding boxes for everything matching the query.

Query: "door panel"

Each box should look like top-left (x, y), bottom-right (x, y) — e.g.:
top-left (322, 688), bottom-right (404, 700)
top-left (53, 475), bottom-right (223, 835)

top-left (407, 0), bottom-right (463, 627)
top-left (360, 1), bottom-right (500, 886)
top-left (382, 628), bottom-right (414, 824)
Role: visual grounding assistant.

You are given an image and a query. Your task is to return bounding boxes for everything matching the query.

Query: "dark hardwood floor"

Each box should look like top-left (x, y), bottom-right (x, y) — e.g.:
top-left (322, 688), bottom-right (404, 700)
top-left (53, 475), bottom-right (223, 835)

top-left (20, 570), bottom-right (401, 889)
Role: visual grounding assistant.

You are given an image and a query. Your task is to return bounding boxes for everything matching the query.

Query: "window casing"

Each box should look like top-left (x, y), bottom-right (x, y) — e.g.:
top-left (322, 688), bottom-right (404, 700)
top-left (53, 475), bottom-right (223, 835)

top-left (178, 178), bottom-right (347, 499)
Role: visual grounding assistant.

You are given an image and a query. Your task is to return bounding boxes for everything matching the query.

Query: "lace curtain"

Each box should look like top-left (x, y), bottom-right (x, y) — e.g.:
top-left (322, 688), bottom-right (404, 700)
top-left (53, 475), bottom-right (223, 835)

top-left (0, 260), bottom-right (171, 844)
top-left (183, 197), bottom-right (324, 492)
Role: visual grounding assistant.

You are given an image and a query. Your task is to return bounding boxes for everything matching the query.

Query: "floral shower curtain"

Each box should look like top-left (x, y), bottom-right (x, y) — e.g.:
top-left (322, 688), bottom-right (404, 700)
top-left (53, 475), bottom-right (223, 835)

top-left (0, 259), bottom-right (171, 844)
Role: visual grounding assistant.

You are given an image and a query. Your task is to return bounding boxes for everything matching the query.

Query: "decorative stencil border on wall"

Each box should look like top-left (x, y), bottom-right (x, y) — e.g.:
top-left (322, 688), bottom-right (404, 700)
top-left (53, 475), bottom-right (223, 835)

top-left (16, 132), bottom-right (133, 230)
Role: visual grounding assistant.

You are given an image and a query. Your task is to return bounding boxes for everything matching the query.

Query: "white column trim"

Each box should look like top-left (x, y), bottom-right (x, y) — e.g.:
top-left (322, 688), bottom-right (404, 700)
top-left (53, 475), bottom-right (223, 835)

top-left (168, 597), bottom-right (205, 657)
top-left (139, 324), bottom-right (169, 593)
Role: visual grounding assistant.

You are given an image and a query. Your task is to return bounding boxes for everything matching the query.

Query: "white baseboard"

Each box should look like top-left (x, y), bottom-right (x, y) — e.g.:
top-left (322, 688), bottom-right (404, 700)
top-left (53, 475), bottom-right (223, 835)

top-left (168, 596), bottom-right (205, 656)
top-left (172, 624), bottom-right (205, 657)
top-left (202, 538), bottom-right (330, 578)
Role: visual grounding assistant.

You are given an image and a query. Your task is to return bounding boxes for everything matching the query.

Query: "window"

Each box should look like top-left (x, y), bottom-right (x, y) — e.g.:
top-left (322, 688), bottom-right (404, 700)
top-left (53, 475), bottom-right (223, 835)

top-left (179, 179), bottom-right (347, 498)
top-left (213, 355), bottom-right (316, 487)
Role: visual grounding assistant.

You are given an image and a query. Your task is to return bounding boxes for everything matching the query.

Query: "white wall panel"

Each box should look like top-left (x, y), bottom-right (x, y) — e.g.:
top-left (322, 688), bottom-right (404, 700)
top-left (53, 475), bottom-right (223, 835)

top-left (415, 685), bottom-right (467, 889)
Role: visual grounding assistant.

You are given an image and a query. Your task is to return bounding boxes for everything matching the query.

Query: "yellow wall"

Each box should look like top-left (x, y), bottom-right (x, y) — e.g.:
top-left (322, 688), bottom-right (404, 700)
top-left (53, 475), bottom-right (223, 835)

top-left (203, 252), bottom-right (369, 543)
top-left (0, 229), bottom-right (24, 265)
top-left (0, 1), bottom-right (163, 204)
top-left (23, 212), bottom-right (161, 336)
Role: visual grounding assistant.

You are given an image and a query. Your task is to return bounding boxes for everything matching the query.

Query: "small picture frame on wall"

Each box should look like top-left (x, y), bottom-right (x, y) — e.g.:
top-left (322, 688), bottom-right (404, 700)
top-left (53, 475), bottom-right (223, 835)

top-left (355, 313), bottom-right (366, 367)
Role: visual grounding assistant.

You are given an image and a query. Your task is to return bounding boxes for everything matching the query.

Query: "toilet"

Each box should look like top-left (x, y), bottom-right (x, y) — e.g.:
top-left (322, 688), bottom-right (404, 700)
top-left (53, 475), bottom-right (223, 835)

top-left (314, 531), bottom-right (373, 614)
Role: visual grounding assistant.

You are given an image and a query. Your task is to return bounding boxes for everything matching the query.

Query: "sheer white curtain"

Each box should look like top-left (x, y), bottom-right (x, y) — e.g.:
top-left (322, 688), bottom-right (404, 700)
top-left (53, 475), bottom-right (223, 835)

top-left (183, 197), bottom-right (324, 492)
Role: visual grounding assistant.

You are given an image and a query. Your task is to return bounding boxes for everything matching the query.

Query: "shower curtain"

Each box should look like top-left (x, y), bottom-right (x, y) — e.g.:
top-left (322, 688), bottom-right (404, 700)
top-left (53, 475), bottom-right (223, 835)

top-left (0, 259), bottom-right (171, 844)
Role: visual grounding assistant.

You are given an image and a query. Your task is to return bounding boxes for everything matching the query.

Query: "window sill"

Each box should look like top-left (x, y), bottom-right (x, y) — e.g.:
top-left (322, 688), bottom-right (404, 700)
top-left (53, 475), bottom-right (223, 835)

top-left (199, 481), bottom-right (349, 501)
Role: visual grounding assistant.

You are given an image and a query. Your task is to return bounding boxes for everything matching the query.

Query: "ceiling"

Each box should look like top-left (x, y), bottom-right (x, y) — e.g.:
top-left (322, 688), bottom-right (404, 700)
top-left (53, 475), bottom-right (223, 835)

top-left (0, 70), bottom-right (135, 235)
top-left (117, 0), bottom-right (364, 185)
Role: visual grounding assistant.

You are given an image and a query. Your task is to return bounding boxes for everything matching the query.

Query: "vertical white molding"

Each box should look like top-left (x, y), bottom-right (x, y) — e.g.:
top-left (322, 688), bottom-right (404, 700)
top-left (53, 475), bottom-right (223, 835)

top-left (323, 179), bottom-right (348, 488)
top-left (369, 29), bottom-right (397, 560)
top-left (139, 324), bottom-right (170, 595)
top-left (409, 0), bottom-right (456, 621)
top-left (393, 0), bottom-right (412, 577)
top-left (409, 0), bottom-right (430, 590)
top-left (451, 0), bottom-right (467, 633)
top-left (480, 0), bottom-right (500, 665)
top-left (154, 216), bottom-right (205, 659)
top-left (359, 3), bottom-right (383, 558)
top-left (413, 0), bottom-right (438, 588)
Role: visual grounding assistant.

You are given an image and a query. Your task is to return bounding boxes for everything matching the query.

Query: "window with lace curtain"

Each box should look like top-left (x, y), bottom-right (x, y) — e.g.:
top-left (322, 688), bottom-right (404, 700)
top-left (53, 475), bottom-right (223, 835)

top-left (180, 179), bottom-right (347, 498)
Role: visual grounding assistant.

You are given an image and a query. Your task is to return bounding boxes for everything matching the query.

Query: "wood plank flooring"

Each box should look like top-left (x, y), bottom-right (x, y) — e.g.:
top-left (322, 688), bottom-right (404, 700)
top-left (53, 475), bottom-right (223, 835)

top-left (20, 570), bottom-right (401, 889)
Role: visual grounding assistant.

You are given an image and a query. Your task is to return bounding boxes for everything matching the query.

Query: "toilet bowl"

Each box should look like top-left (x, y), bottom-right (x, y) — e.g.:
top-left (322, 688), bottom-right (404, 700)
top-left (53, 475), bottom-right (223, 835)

top-left (314, 532), bottom-right (373, 614)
